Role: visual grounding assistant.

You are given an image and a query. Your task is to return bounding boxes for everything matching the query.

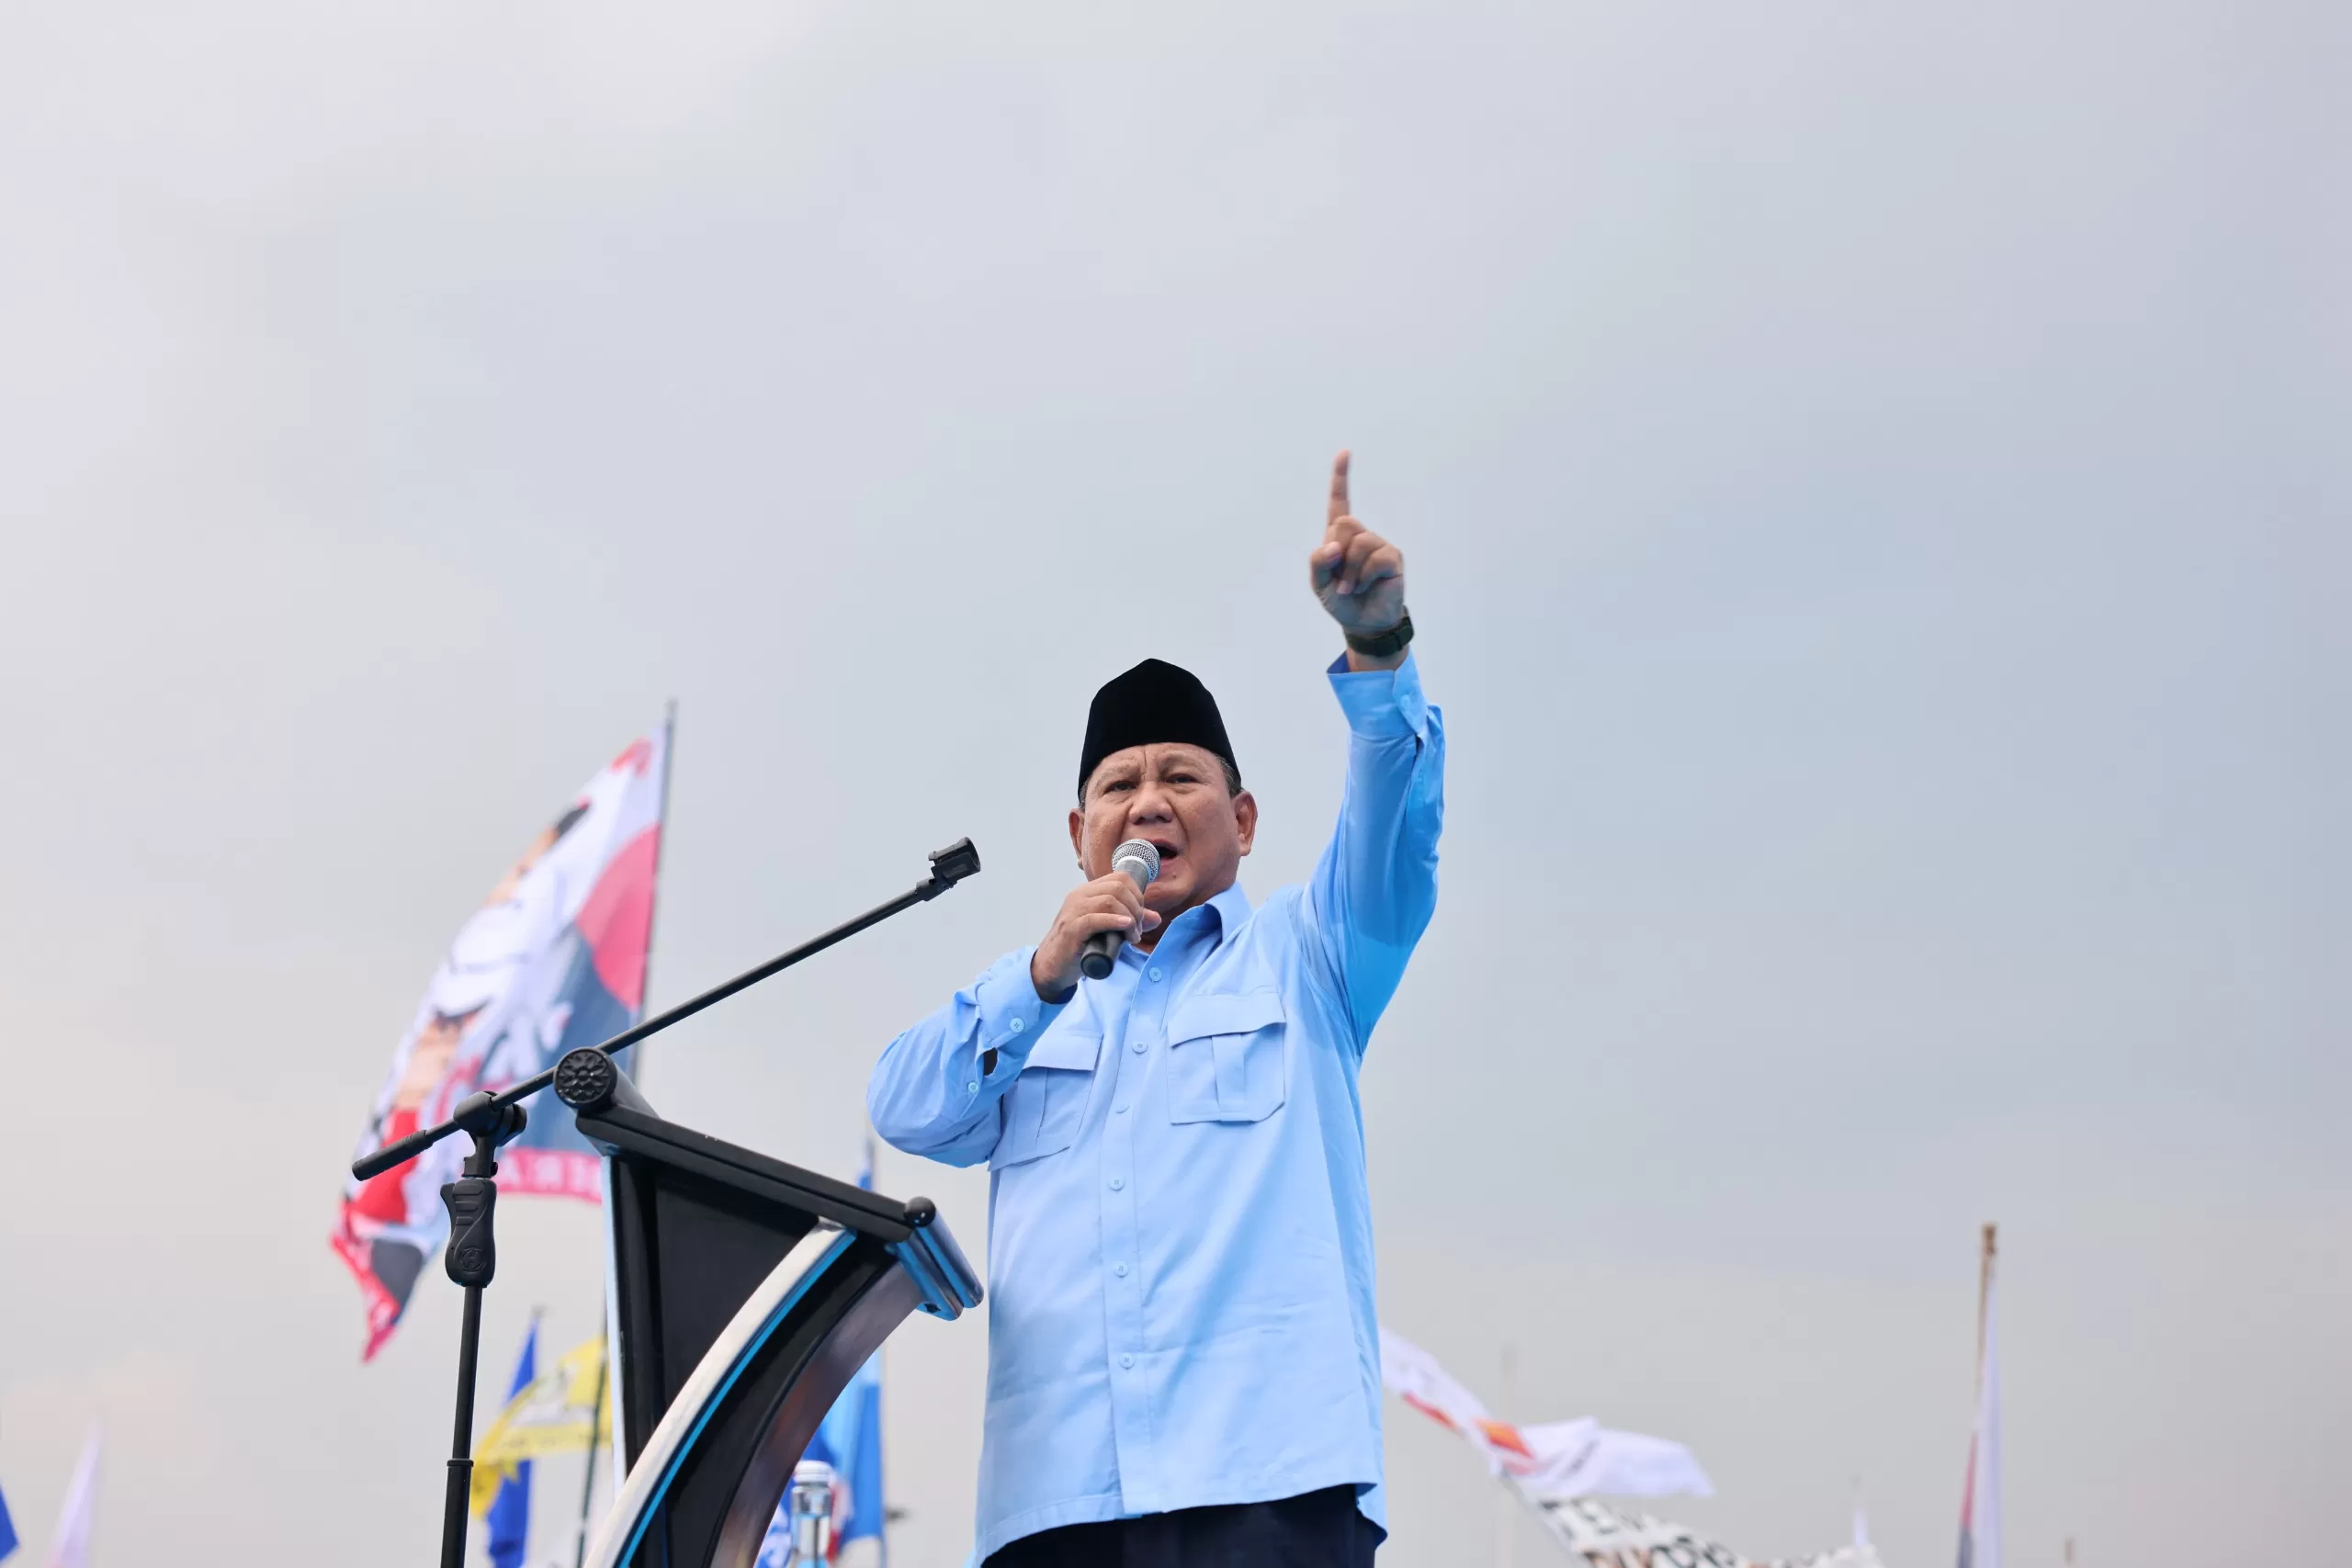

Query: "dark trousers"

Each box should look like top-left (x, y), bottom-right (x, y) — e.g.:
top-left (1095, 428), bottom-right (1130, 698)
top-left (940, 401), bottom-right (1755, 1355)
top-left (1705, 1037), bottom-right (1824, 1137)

top-left (983, 1485), bottom-right (1381, 1568)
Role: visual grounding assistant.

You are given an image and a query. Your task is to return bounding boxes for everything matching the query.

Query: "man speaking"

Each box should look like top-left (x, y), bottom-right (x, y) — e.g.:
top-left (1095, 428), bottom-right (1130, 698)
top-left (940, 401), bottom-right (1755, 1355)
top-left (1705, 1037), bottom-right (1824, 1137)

top-left (869, 452), bottom-right (1444, 1566)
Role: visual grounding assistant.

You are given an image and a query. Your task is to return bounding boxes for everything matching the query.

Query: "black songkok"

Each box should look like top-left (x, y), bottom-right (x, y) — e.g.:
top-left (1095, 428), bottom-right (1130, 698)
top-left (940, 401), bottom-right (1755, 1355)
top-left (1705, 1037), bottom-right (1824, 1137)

top-left (1078, 659), bottom-right (1238, 797)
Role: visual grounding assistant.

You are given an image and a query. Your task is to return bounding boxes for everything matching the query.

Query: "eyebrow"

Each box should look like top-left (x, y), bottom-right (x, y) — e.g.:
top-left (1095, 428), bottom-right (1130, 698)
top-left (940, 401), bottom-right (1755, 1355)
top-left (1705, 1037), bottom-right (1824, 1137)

top-left (1086, 750), bottom-right (1222, 801)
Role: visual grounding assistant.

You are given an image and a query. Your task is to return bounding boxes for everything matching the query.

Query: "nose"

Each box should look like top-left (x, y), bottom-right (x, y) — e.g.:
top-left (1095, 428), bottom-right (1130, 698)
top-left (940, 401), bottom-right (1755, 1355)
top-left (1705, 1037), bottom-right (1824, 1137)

top-left (1125, 778), bottom-right (1175, 828)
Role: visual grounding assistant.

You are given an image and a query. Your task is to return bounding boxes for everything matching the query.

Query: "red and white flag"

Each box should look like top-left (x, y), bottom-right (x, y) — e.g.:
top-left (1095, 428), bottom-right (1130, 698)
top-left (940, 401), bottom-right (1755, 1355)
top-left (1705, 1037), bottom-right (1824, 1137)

top-left (333, 721), bottom-right (671, 1359)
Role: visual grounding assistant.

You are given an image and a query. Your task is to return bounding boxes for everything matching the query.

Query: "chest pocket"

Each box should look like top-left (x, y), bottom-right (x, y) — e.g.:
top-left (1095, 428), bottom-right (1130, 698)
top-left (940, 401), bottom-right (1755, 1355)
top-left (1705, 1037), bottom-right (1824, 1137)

top-left (1166, 988), bottom-right (1287, 1124)
top-left (989, 1024), bottom-right (1101, 1169)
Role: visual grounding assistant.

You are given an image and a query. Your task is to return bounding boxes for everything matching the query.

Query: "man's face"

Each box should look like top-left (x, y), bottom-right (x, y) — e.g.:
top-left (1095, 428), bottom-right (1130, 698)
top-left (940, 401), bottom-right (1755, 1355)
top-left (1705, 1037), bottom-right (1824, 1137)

top-left (391, 1010), bottom-right (480, 1111)
top-left (484, 824), bottom-right (560, 907)
top-left (1069, 742), bottom-right (1257, 924)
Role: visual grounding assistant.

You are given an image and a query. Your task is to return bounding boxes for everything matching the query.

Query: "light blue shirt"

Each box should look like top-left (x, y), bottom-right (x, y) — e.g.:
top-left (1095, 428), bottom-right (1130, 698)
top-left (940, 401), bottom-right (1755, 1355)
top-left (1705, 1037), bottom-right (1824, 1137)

top-left (868, 653), bottom-right (1444, 1562)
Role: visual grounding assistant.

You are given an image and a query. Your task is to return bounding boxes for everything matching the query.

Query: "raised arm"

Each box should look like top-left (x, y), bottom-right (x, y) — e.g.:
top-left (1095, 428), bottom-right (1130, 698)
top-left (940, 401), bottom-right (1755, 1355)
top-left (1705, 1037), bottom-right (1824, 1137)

top-left (1305, 451), bottom-right (1446, 1050)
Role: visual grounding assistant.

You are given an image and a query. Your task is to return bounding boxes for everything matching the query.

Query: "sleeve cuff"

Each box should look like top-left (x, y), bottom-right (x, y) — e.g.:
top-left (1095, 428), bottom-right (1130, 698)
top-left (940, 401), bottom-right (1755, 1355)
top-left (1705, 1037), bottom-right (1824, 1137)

top-left (1327, 649), bottom-right (1430, 739)
top-left (972, 949), bottom-right (1069, 1069)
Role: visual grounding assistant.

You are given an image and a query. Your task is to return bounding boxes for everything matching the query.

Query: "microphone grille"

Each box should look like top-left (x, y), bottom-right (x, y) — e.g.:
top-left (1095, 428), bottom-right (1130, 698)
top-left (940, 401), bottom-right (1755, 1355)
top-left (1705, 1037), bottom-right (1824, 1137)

top-left (1112, 839), bottom-right (1160, 886)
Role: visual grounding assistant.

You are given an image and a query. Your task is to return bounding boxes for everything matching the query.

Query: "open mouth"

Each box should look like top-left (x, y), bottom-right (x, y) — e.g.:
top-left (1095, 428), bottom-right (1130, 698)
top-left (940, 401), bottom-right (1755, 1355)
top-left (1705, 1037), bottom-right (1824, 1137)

top-left (1147, 839), bottom-right (1182, 865)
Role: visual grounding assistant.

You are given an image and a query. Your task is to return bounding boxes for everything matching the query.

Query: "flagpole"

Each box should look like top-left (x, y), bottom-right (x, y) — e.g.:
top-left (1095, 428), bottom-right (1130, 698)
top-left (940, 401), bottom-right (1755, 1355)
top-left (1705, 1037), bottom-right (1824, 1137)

top-left (1496, 1343), bottom-right (1517, 1568)
top-left (631, 700), bottom-right (680, 1090)
top-left (1976, 1223), bottom-right (1996, 1378)
top-left (584, 703), bottom-right (674, 1555)
top-left (572, 1332), bottom-right (611, 1568)
top-left (1957, 1221), bottom-right (1999, 1568)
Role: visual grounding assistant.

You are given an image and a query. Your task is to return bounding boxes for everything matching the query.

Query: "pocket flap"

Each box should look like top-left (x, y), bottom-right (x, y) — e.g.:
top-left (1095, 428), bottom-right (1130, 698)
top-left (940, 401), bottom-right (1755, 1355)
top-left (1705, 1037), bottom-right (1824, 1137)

top-left (1022, 1026), bottom-right (1102, 1073)
top-left (1168, 988), bottom-right (1284, 1043)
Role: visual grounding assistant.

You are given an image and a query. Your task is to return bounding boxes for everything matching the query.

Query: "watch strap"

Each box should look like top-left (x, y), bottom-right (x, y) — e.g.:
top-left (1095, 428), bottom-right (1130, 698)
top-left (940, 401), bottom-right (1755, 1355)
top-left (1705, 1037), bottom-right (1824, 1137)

top-left (1343, 610), bottom-right (1414, 659)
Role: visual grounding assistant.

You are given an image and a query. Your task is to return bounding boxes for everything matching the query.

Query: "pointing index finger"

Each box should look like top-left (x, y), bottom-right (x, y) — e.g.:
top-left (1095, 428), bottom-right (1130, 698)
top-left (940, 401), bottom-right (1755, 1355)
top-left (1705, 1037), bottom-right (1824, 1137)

top-left (1327, 449), bottom-right (1351, 530)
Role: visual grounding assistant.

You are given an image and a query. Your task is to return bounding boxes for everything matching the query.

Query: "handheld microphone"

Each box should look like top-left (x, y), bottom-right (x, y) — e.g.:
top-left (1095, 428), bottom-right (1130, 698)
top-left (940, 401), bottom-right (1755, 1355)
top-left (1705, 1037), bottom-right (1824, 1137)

top-left (1080, 839), bottom-right (1160, 980)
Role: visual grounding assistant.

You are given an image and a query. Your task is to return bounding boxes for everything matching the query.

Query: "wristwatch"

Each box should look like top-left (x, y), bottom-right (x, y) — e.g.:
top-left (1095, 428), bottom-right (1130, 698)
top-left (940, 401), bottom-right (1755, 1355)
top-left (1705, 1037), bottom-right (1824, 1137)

top-left (1343, 610), bottom-right (1414, 659)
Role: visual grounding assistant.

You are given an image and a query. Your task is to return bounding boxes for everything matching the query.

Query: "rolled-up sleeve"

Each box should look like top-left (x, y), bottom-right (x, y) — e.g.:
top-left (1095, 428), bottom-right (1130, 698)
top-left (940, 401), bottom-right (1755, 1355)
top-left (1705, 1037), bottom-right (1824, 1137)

top-left (1308, 651), bottom-right (1445, 1051)
top-left (867, 949), bottom-right (1069, 1167)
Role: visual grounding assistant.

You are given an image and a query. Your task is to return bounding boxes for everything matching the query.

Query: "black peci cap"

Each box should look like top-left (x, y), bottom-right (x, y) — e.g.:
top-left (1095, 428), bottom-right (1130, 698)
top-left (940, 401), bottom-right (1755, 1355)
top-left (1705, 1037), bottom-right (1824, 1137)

top-left (1079, 659), bottom-right (1238, 797)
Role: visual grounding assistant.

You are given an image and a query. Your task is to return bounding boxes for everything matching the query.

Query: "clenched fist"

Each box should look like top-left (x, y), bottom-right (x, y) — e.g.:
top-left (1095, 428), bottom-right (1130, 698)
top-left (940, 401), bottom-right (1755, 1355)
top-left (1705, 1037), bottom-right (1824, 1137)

top-left (1031, 872), bottom-right (1163, 998)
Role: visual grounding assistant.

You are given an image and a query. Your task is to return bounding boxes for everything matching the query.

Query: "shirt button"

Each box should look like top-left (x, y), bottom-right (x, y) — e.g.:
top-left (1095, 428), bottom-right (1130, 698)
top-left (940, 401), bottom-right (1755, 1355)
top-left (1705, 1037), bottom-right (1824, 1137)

top-left (1008, 1015), bottom-right (1026, 1034)
top-left (1148, 966), bottom-right (1162, 982)
top-left (1109, 1177), bottom-right (1125, 1190)
top-left (1130, 1040), bottom-right (1145, 1054)
top-left (966, 1081), bottom-right (978, 1093)
top-left (1114, 1104), bottom-right (1128, 1114)
top-left (1114, 1263), bottom-right (1128, 1277)
top-left (1119, 1354), bottom-right (1135, 1370)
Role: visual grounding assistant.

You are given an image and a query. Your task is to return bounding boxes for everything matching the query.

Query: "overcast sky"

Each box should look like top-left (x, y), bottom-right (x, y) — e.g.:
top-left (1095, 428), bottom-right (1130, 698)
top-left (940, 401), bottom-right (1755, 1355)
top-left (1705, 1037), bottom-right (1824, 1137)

top-left (1, 1), bottom-right (2344, 1563)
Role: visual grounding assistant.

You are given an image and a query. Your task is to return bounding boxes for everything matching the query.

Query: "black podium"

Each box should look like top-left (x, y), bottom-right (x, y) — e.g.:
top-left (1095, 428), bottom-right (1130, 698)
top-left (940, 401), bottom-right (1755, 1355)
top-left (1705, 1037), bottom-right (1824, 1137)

top-left (352, 840), bottom-right (988, 1568)
top-left (552, 1048), bottom-right (981, 1568)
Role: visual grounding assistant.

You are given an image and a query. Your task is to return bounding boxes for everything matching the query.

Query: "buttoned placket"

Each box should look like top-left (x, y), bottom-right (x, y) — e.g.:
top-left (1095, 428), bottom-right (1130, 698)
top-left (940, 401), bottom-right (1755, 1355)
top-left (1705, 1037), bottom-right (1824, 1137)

top-left (1098, 938), bottom-right (1154, 1509)
top-left (1094, 904), bottom-right (1219, 1515)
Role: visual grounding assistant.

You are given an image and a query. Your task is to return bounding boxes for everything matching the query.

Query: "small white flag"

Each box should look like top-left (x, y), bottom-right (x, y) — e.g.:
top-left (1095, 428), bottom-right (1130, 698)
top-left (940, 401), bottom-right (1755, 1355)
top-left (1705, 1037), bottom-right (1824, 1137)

top-left (1959, 1267), bottom-right (2004, 1568)
top-left (1516, 1418), bottom-right (1714, 1501)
top-left (1377, 1326), bottom-right (1711, 1499)
top-left (44, 1430), bottom-right (99, 1568)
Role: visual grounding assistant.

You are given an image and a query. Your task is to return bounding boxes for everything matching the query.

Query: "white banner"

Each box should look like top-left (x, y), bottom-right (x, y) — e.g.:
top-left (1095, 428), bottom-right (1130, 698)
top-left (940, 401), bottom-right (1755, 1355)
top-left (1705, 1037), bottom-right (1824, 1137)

top-left (1532, 1496), bottom-right (1883, 1568)
top-left (1379, 1326), bottom-right (1713, 1500)
top-left (1380, 1326), bottom-right (1885, 1567)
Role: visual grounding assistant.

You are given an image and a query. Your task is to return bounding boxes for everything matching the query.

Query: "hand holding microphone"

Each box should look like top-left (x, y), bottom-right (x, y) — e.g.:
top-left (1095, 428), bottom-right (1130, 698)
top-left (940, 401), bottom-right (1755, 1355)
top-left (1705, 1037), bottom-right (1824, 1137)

top-left (1030, 840), bottom-right (1162, 998)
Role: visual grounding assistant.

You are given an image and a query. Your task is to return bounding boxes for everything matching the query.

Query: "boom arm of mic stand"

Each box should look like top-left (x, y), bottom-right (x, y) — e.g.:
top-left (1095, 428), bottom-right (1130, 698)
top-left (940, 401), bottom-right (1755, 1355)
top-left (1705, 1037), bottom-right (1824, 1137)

top-left (353, 837), bottom-right (982, 1183)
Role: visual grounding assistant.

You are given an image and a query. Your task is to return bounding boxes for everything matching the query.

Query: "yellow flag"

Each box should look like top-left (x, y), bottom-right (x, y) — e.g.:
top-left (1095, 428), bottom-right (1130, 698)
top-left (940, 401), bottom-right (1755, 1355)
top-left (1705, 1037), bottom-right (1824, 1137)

top-left (470, 1337), bottom-right (614, 1516)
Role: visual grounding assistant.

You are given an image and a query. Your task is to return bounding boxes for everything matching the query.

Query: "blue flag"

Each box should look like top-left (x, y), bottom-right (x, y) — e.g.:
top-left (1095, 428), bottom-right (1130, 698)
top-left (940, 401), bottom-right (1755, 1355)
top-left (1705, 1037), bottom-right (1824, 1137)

top-left (817, 1353), bottom-right (887, 1547)
top-left (0, 1473), bottom-right (18, 1562)
top-left (486, 1319), bottom-right (539, 1568)
top-left (831, 1144), bottom-right (888, 1552)
top-left (754, 1348), bottom-right (886, 1567)
top-left (755, 1143), bottom-right (888, 1565)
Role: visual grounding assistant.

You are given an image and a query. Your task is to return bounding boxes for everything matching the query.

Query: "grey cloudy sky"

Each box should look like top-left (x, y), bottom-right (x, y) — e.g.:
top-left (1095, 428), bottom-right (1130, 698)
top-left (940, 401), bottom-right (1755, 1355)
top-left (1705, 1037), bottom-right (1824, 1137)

top-left (1, 0), bottom-right (2343, 1563)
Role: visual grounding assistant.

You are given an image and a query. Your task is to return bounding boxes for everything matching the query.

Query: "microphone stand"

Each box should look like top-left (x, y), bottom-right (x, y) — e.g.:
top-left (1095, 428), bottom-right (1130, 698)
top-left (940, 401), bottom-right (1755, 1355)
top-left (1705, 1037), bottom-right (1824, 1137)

top-left (438, 1091), bottom-right (528, 1568)
top-left (356, 838), bottom-right (982, 1568)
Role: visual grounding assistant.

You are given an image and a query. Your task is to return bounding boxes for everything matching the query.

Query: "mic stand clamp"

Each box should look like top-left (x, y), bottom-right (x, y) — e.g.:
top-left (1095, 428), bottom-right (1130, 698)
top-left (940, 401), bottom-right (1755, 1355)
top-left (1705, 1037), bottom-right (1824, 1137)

top-left (437, 1091), bottom-right (529, 1568)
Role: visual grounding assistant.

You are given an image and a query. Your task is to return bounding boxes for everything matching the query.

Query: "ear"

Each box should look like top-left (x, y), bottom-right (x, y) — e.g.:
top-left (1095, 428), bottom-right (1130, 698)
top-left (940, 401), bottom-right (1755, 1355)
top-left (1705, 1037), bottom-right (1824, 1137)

top-left (1232, 790), bottom-right (1258, 856)
top-left (1069, 804), bottom-right (1086, 865)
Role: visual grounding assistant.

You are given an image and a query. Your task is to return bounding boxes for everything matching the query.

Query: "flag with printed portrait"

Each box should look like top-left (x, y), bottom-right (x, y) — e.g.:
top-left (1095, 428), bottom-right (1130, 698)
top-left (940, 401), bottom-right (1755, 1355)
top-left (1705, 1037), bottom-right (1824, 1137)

top-left (333, 723), bottom-right (670, 1359)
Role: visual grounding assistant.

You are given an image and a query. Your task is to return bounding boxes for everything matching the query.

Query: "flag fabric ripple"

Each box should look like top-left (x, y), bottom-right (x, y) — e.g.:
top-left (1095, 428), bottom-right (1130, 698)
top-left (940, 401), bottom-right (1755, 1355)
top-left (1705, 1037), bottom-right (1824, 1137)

top-left (332, 722), bottom-right (671, 1359)
top-left (1377, 1325), bottom-right (1713, 1500)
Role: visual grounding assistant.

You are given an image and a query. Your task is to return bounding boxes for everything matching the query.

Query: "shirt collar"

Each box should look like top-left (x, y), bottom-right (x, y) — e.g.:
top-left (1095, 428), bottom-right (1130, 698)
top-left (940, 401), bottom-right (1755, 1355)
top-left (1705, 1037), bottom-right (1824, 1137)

top-left (1132, 880), bottom-right (1253, 964)
top-left (1202, 880), bottom-right (1253, 937)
